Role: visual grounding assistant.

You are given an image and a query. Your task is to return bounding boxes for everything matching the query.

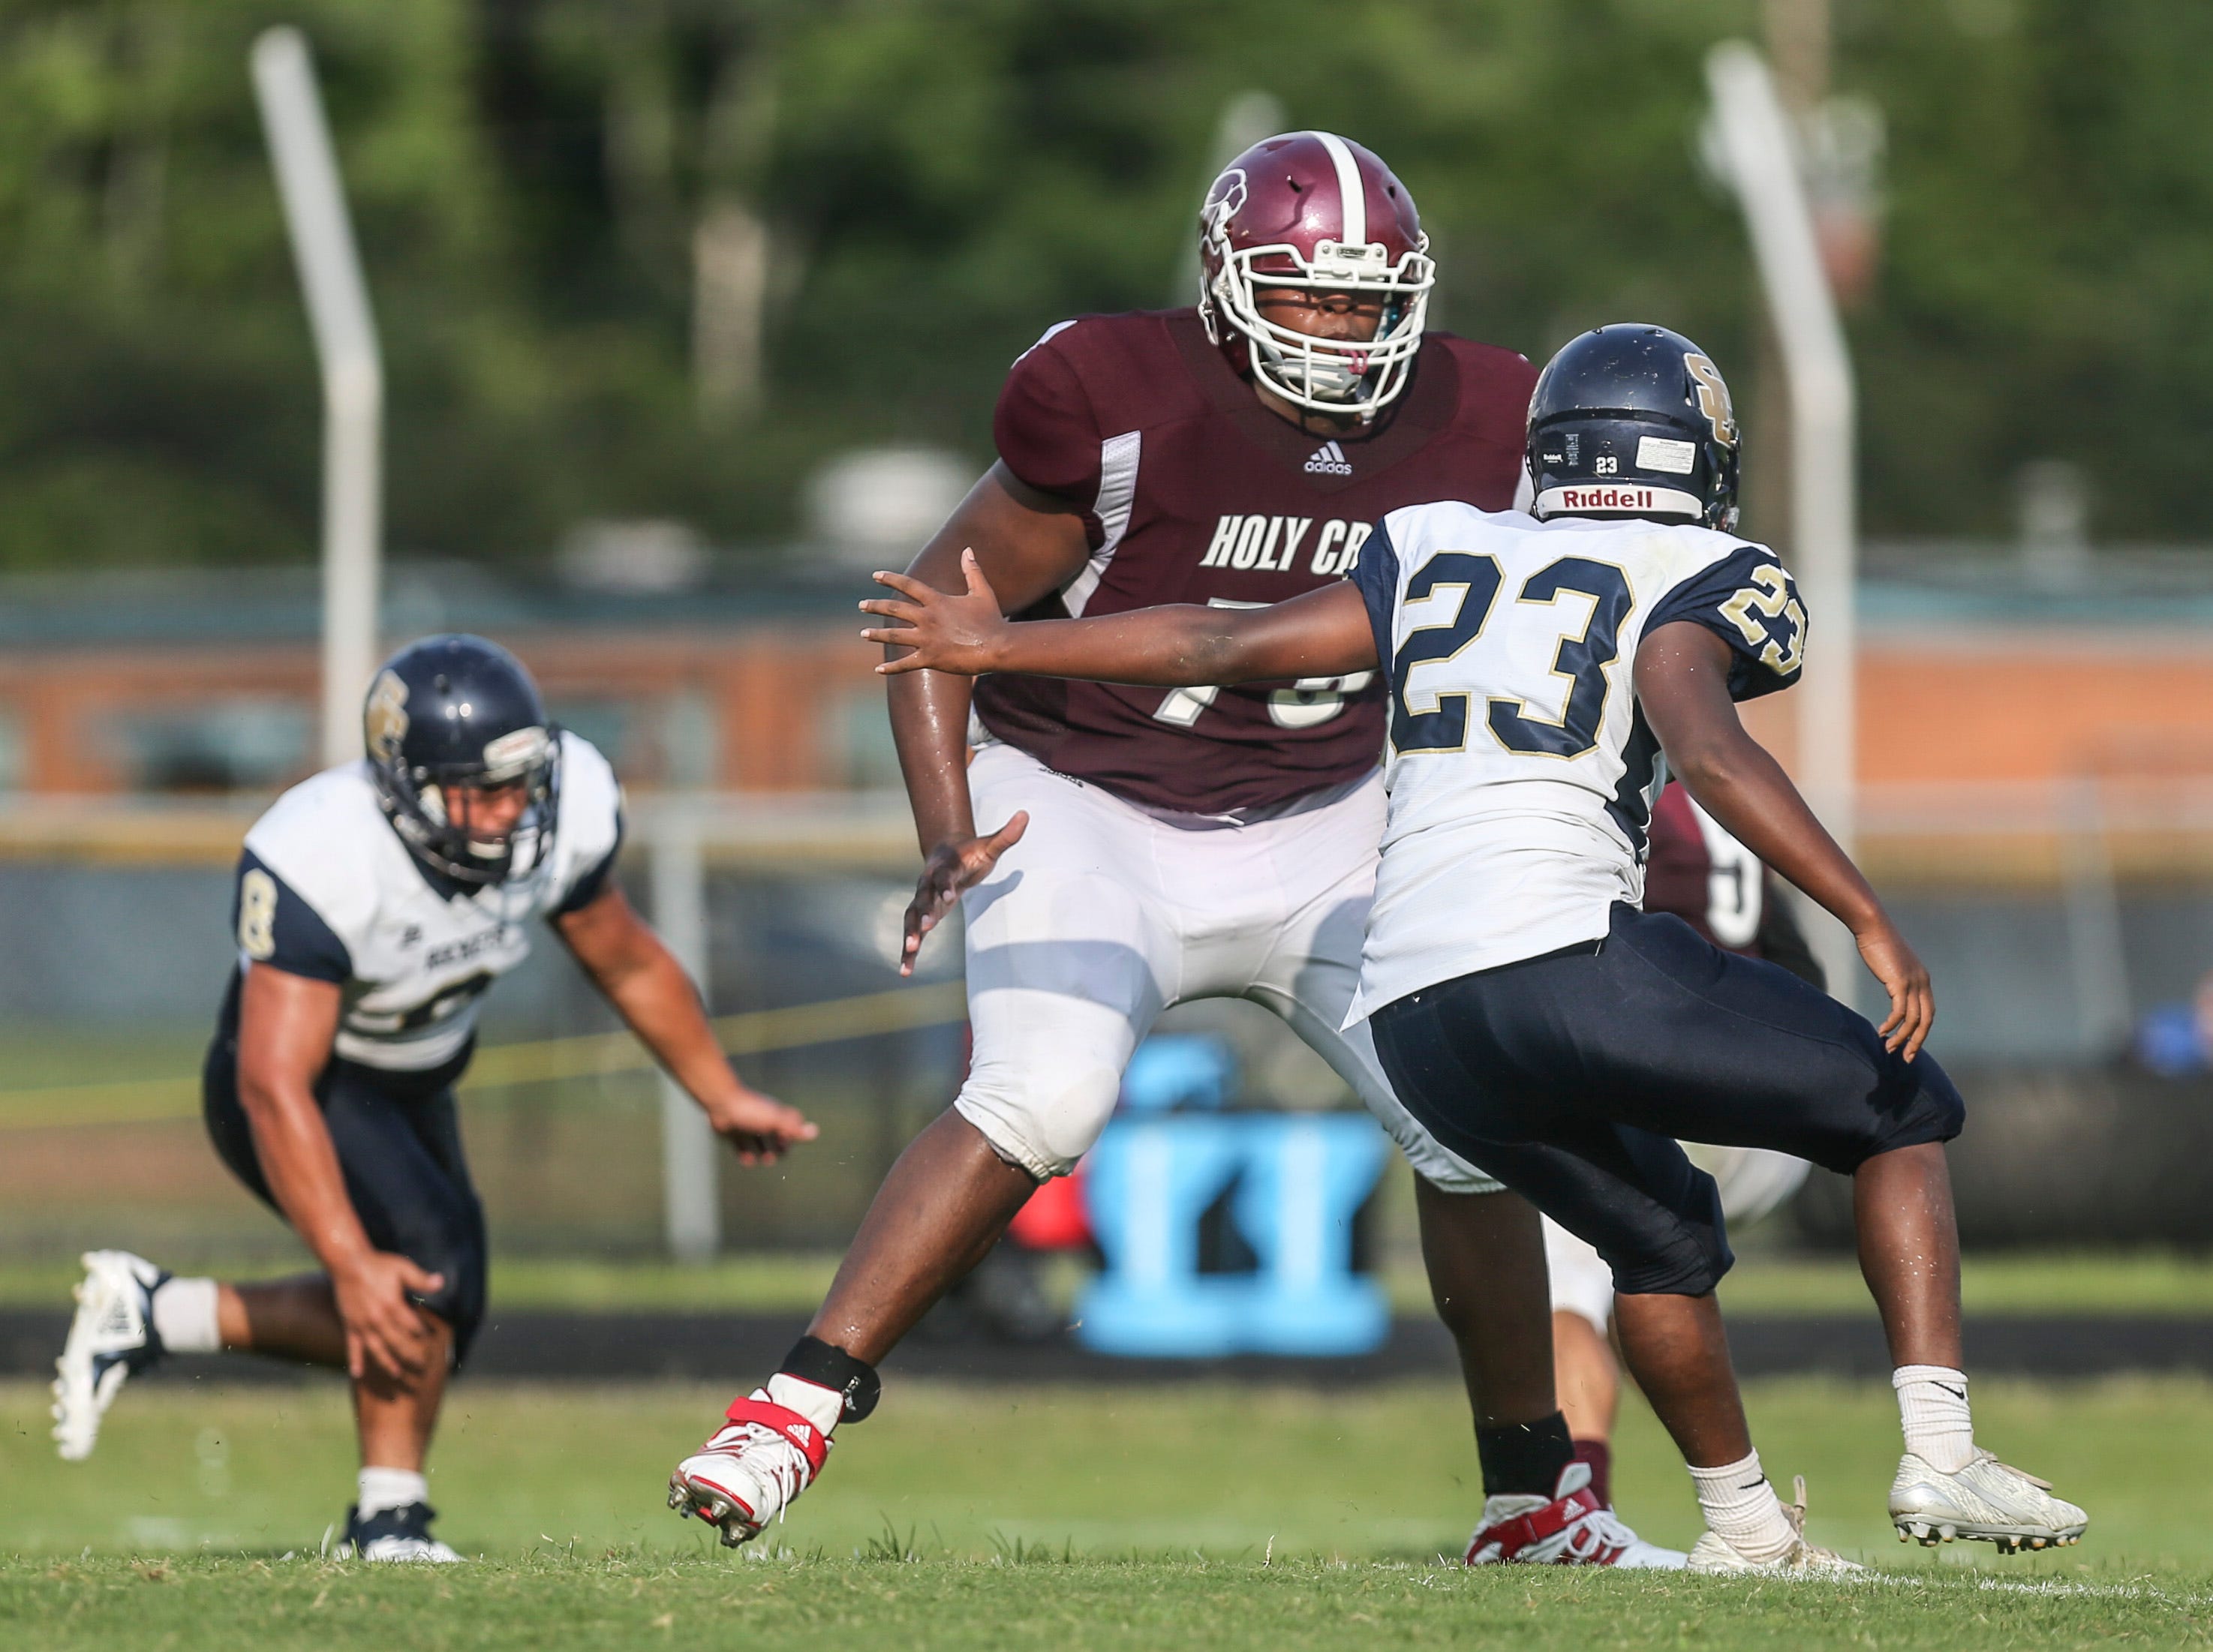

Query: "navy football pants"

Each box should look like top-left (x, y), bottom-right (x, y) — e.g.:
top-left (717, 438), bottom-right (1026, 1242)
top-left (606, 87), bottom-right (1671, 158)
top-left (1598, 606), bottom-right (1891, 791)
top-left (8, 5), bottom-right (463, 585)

top-left (1369, 903), bottom-right (1964, 1298)
top-left (203, 1035), bottom-right (489, 1365)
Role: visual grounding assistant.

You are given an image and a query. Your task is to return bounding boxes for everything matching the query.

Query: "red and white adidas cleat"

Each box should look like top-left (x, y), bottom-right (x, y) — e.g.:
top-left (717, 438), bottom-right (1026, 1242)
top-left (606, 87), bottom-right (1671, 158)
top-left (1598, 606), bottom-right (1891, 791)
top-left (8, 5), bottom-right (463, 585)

top-left (1464, 1461), bottom-right (1685, 1569)
top-left (668, 1392), bottom-right (832, 1547)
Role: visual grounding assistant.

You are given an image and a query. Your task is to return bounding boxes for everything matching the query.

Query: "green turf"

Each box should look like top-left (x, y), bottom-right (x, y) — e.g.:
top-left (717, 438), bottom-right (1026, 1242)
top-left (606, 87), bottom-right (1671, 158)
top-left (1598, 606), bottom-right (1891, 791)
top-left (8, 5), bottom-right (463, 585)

top-left (10, 1248), bottom-right (2213, 1317)
top-left (0, 1252), bottom-right (851, 1314)
top-left (6, 1554), bottom-right (2208, 1652)
top-left (2, 1377), bottom-right (2208, 1647)
top-left (1710, 1250), bottom-right (2213, 1318)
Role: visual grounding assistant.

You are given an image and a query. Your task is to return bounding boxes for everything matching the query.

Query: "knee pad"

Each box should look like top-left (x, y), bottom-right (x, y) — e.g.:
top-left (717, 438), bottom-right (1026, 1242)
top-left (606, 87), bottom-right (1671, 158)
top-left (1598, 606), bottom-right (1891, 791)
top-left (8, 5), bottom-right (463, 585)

top-left (1607, 1164), bottom-right (1733, 1299)
top-left (1902, 1060), bottom-right (1967, 1148)
top-left (954, 1063), bottom-right (1124, 1182)
top-left (1827, 1051), bottom-right (1968, 1175)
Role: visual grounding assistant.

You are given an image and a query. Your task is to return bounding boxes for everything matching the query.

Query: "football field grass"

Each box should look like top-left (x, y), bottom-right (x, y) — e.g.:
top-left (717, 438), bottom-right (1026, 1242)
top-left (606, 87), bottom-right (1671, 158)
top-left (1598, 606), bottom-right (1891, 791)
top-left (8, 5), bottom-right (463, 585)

top-left (4, 1375), bottom-right (2211, 1647)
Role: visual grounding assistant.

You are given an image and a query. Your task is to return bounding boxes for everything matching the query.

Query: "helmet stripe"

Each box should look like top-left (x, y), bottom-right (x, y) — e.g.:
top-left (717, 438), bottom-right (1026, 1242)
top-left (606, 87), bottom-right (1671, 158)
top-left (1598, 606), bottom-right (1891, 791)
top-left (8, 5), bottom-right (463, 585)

top-left (1306, 131), bottom-right (1367, 248)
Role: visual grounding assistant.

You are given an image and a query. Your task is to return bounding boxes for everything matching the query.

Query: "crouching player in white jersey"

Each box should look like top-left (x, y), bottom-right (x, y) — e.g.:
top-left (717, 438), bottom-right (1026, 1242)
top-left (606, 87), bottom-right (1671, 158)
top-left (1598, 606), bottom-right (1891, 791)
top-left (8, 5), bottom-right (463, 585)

top-left (864, 325), bottom-right (2088, 1571)
top-left (52, 635), bottom-right (816, 1560)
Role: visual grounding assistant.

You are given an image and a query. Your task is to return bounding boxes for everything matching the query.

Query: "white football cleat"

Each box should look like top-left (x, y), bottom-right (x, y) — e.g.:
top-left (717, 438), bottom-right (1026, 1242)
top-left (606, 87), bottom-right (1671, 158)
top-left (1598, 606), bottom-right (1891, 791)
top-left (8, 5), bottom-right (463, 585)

top-left (52, 1250), bottom-right (167, 1462)
top-left (1465, 1460), bottom-right (1686, 1568)
top-left (1687, 1476), bottom-right (1863, 1576)
top-left (340, 1501), bottom-right (464, 1563)
top-left (668, 1392), bottom-right (833, 1547)
top-left (1890, 1449), bottom-right (2088, 1553)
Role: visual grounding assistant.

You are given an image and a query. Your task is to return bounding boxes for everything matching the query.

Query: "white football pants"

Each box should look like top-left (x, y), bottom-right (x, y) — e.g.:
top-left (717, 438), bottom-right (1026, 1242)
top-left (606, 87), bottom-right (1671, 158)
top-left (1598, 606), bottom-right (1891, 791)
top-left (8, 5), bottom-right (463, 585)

top-left (1544, 1145), bottom-right (1814, 1329)
top-left (952, 740), bottom-right (1500, 1194)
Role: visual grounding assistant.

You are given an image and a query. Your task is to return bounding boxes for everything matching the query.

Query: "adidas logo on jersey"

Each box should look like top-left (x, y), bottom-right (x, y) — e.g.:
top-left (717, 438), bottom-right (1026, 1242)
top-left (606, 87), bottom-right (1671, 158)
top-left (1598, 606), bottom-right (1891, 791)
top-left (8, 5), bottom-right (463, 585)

top-left (1303, 440), bottom-right (1353, 476)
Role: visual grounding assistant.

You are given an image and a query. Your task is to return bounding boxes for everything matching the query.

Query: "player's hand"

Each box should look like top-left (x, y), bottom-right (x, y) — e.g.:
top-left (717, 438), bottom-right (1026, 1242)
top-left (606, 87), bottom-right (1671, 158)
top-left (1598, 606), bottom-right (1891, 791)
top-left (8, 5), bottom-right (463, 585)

top-left (861, 549), bottom-right (1008, 676)
top-left (332, 1251), bottom-right (445, 1383)
top-left (1856, 918), bottom-right (1935, 1062)
top-left (899, 812), bottom-right (1029, 976)
top-left (702, 1084), bottom-right (819, 1165)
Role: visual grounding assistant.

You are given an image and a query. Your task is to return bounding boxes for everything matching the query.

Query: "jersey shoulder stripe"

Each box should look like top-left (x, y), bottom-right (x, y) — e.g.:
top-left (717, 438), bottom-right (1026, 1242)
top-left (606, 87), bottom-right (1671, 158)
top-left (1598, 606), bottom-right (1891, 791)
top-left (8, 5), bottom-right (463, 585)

top-left (551, 731), bottom-right (624, 914)
top-left (552, 731), bottom-right (623, 902)
top-left (994, 310), bottom-right (1199, 515)
top-left (240, 763), bottom-right (395, 955)
top-left (233, 848), bottom-right (352, 982)
top-left (1642, 533), bottom-right (1807, 701)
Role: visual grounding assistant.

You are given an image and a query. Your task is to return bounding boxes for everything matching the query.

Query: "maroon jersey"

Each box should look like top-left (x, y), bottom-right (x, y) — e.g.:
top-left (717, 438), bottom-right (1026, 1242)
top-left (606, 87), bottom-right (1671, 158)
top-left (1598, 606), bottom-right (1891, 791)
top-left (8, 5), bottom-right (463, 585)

top-left (973, 308), bottom-right (1535, 814)
top-left (1644, 782), bottom-right (1761, 951)
top-left (1643, 782), bottom-right (1822, 989)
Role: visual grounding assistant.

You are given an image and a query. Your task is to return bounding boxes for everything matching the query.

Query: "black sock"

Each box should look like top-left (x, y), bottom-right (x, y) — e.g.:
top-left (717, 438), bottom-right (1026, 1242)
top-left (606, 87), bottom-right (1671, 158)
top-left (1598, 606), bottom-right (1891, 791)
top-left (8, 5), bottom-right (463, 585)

top-left (778, 1335), bottom-right (882, 1423)
top-left (1476, 1412), bottom-right (1576, 1498)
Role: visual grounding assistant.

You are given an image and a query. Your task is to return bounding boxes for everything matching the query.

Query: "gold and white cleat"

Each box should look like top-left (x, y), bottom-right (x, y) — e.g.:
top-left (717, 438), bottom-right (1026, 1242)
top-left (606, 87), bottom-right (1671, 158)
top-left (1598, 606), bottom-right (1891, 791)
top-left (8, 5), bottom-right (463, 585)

top-left (1890, 1449), bottom-right (2088, 1554)
top-left (1687, 1476), bottom-right (1863, 1576)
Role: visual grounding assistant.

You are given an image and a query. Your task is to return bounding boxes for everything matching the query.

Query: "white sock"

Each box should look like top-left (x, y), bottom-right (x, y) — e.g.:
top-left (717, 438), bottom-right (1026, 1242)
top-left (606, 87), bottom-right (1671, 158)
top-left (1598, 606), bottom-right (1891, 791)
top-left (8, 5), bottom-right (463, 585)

top-left (1687, 1449), bottom-right (1797, 1562)
top-left (149, 1277), bottom-right (221, 1355)
top-left (1894, 1365), bottom-right (1975, 1473)
top-left (764, 1372), bottom-right (845, 1437)
top-left (357, 1467), bottom-right (429, 1520)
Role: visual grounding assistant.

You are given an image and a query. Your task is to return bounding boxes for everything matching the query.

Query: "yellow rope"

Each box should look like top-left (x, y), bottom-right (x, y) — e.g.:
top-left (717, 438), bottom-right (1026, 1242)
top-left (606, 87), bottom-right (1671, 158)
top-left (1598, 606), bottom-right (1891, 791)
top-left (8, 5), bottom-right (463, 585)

top-left (0, 979), bottom-right (970, 1132)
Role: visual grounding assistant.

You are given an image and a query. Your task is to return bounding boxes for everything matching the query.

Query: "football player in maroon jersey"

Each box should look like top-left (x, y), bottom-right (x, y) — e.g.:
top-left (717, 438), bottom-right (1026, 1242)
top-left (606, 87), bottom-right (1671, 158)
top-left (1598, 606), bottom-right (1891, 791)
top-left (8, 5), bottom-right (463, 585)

top-left (1545, 782), bottom-right (1818, 1511)
top-left (672, 131), bottom-right (1676, 1567)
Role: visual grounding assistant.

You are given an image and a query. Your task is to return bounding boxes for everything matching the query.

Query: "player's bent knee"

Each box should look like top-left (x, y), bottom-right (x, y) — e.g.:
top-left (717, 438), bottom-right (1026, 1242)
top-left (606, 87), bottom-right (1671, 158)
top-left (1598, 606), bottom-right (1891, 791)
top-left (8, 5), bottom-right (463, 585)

top-left (954, 1065), bottom-right (1124, 1182)
top-left (1605, 1166), bottom-right (1732, 1299)
top-left (406, 1229), bottom-right (489, 1367)
top-left (1608, 1230), bottom-right (1730, 1299)
top-left (1822, 1050), bottom-right (1969, 1176)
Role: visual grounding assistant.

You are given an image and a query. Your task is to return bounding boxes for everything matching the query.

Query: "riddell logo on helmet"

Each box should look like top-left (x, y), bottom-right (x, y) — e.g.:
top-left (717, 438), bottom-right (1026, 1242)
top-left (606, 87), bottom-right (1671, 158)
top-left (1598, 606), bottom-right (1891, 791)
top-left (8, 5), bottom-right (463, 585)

top-left (1535, 481), bottom-right (1705, 521)
top-left (1558, 485), bottom-right (1655, 510)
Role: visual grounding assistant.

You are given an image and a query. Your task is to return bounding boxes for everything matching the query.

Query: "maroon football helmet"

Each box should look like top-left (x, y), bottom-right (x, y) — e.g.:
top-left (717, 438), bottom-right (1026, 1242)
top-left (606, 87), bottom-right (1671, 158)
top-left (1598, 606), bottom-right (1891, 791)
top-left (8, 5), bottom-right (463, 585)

top-left (1197, 131), bottom-right (1436, 421)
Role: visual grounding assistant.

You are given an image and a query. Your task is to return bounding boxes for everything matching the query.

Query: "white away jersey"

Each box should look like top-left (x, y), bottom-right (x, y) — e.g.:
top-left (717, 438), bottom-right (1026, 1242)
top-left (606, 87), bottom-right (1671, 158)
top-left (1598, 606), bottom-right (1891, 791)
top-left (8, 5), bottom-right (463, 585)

top-left (228, 731), bottom-right (624, 1071)
top-left (1346, 503), bottom-right (1806, 1017)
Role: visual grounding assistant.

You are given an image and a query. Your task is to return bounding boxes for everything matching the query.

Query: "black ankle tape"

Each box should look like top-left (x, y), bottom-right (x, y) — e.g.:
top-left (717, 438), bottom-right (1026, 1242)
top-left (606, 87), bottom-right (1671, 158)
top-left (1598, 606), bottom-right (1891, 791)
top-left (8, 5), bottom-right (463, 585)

top-left (1475, 1412), bottom-right (1575, 1498)
top-left (780, 1336), bottom-right (882, 1423)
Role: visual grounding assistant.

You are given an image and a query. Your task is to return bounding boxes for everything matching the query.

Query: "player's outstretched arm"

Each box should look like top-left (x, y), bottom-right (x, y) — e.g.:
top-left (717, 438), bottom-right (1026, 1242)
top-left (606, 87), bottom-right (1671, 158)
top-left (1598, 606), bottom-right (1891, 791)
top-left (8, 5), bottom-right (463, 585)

top-left (862, 548), bottom-right (1379, 686)
top-left (885, 461), bottom-right (1090, 976)
top-left (555, 885), bottom-right (819, 1164)
top-left (1634, 620), bottom-right (1934, 1059)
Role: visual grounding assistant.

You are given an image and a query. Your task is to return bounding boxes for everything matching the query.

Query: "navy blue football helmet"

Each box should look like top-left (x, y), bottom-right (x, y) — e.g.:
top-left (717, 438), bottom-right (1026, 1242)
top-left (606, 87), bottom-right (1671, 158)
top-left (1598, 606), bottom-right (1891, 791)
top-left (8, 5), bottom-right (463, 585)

top-left (363, 635), bottom-right (561, 886)
top-left (1525, 324), bottom-right (1741, 532)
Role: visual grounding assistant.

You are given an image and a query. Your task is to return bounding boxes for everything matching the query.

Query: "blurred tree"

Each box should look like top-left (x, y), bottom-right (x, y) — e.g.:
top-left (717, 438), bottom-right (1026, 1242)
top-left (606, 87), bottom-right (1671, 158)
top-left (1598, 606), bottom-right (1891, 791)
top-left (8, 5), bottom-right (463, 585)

top-left (0, 0), bottom-right (2205, 572)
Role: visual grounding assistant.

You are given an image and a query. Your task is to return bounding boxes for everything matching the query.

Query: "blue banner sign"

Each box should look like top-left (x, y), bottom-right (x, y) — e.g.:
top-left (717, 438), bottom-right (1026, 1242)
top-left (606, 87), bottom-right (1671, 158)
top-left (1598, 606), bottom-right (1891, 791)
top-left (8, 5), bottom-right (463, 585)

top-left (1076, 1112), bottom-right (1389, 1358)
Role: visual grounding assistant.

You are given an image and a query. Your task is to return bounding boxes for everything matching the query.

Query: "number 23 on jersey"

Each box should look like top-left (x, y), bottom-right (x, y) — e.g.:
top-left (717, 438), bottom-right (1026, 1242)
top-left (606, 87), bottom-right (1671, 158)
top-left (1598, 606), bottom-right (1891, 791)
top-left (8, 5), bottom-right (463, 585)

top-left (1387, 543), bottom-right (1805, 758)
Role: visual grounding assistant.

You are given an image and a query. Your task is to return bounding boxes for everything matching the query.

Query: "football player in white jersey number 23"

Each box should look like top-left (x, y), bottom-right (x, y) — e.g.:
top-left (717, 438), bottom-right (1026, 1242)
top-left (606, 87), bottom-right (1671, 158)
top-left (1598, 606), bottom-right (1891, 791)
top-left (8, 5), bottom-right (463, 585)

top-left (51, 635), bottom-right (815, 1562)
top-left (866, 325), bottom-right (2088, 1572)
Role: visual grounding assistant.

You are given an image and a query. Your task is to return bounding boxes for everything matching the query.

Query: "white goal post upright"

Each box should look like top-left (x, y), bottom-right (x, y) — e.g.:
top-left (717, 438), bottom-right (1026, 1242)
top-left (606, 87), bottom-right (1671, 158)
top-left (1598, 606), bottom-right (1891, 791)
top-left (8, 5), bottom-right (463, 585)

top-left (650, 803), bottom-right (723, 1263)
top-left (252, 27), bottom-right (384, 768)
top-left (1705, 41), bottom-right (1860, 996)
